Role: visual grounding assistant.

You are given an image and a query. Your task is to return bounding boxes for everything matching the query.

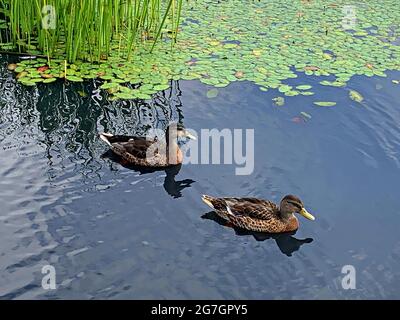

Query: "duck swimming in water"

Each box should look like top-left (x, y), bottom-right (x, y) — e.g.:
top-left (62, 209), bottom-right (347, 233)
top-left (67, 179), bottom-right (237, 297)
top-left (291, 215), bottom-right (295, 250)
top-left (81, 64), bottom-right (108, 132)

top-left (201, 194), bottom-right (315, 233)
top-left (100, 123), bottom-right (196, 167)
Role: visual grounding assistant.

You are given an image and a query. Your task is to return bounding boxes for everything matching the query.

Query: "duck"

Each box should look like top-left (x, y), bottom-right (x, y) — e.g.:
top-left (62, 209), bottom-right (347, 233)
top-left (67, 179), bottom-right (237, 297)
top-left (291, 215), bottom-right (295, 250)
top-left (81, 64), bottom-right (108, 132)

top-left (201, 194), bottom-right (315, 233)
top-left (99, 123), bottom-right (196, 167)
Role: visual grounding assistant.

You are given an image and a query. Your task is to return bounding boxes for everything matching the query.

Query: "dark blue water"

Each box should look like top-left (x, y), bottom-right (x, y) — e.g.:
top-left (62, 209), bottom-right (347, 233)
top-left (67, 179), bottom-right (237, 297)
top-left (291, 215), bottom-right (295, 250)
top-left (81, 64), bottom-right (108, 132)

top-left (1, 54), bottom-right (400, 299)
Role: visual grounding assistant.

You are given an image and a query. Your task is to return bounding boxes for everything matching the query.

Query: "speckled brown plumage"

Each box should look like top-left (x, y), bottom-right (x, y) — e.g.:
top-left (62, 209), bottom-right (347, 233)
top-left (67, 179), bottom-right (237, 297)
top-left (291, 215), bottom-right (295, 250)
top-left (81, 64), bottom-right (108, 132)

top-left (202, 195), bottom-right (304, 233)
top-left (100, 133), bottom-right (183, 167)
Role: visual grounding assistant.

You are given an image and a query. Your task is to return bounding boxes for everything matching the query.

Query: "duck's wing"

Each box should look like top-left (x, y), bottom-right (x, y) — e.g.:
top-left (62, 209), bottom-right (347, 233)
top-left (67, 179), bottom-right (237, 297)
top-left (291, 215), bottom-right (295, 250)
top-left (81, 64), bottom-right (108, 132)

top-left (223, 197), bottom-right (279, 221)
top-left (114, 137), bottom-right (159, 160)
top-left (202, 195), bottom-right (278, 221)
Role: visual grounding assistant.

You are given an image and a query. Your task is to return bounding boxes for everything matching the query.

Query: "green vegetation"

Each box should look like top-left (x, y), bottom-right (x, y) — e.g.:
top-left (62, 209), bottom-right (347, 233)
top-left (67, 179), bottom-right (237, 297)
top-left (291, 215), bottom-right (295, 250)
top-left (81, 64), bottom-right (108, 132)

top-left (349, 90), bottom-right (364, 103)
top-left (0, 0), bottom-right (182, 62)
top-left (314, 101), bottom-right (337, 107)
top-left (1, 0), bottom-right (400, 101)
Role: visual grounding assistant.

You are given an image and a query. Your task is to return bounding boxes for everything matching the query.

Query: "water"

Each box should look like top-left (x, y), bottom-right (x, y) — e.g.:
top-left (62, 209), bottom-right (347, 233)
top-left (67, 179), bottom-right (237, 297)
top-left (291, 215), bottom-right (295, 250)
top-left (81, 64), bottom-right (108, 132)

top-left (1, 54), bottom-right (400, 299)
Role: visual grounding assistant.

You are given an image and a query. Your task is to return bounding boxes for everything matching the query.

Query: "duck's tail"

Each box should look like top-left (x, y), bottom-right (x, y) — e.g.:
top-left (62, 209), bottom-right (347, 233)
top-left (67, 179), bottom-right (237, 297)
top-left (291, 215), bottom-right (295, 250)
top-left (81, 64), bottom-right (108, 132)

top-left (201, 195), bottom-right (230, 212)
top-left (99, 133), bottom-right (113, 147)
top-left (202, 195), bottom-right (234, 222)
top-left (202, 195), bottom-right (216, 209)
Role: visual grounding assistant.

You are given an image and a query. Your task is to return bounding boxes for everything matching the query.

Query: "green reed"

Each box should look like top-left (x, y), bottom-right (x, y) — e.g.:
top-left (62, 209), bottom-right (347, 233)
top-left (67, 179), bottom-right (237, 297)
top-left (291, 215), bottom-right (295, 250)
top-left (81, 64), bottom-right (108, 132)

top-left (0, 0), bottom-right (183, 63)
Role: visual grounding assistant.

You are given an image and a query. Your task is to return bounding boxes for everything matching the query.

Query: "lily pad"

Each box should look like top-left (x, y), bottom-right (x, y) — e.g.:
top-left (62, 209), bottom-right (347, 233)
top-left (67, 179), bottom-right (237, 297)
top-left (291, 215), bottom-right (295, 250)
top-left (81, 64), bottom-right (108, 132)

top-left (100, 82), bottom-right (120, 90)
top-left (300, 112), bottom-right (312, 120)
top-left (43, 78), bottom-right (57, 83)
top-left (206, 88), bottom-right (219, 99)
top-left (136, 93), bottom-right (152, 100)
top-left (14, 66), bottom-right (25, 73)
top-left (314, 101), bottom-right (337, 107)
top-left (153, 84), bottom-right (170, 91)
top-left (67, 75), bottom-right (84, 82)
top-left (272, 97), bottom-right (285, 107)
top-left (278, 85), bottom-right (291, 93)
top-left (296, 85), bottom-right (312, 90)
top-left (18, 79), bottom-right (36, 86)
top-left (284, 90), bottom-right (300, 97)
top-left (349, 90), bottom-right (364, 103)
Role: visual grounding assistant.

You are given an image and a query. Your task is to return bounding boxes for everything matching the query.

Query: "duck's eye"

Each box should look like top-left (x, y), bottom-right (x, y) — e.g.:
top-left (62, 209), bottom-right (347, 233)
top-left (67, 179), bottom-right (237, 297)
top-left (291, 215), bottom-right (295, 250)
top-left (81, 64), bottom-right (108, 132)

top-left (288, 201), bottom-right (302, 210)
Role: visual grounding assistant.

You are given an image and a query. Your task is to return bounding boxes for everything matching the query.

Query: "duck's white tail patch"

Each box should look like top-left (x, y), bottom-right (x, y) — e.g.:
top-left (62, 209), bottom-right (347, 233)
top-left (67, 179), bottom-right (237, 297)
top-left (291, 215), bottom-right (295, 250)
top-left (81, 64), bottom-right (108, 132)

top-left (201, 195), bottom-right (215, 209)
top-left (99, 133), bottom-right (113, 147)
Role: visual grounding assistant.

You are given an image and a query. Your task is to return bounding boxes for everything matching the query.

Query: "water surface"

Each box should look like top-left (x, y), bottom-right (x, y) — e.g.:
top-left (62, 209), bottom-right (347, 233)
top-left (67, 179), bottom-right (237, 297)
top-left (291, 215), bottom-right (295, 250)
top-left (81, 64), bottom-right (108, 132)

top-left (1, 54), bottom-right (400, 299)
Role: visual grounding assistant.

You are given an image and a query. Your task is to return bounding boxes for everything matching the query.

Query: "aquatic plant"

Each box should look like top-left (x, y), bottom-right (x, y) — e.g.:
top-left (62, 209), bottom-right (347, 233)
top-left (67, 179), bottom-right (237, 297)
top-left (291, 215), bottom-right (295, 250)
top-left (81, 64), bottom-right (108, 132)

top-left (1, 0), bottom-right (400, 101)
top-left (0, 0), bottom-right (182, 62)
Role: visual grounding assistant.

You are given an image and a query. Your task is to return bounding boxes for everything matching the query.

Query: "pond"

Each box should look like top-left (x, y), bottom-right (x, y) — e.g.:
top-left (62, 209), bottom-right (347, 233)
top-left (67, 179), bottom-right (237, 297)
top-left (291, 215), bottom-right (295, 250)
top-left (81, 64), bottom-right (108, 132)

top-left (1, 52), bottom-right (400, 299)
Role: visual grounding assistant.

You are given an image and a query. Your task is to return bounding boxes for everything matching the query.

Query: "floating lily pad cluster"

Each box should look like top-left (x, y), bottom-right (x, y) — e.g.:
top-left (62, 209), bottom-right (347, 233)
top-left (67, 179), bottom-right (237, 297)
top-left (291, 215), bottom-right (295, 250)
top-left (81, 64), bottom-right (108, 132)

top-left (5, 0), bottom-right (400, 100)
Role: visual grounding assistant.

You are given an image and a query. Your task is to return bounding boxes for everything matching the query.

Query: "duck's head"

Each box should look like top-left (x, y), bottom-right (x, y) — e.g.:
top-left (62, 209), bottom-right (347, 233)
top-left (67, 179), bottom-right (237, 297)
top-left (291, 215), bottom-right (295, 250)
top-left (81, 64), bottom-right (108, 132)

top-left (166, 123), bottom-right (197, 141)
top-left (280, 195), bottom-right (315, 221)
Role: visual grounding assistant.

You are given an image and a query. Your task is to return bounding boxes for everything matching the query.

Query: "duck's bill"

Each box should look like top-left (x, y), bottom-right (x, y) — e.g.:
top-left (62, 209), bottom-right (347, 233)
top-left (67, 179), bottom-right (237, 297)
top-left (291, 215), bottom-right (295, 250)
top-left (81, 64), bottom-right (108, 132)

top-left (300, 208), bottom-right (315, 221)
top-left (185, 132), bottom-right (197, 140)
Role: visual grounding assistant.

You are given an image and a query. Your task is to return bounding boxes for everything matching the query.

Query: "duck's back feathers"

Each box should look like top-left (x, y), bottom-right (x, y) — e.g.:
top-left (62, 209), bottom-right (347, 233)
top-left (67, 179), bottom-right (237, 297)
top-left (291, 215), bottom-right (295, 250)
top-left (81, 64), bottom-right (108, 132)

top-left (115, 138), bottom-right (158, 160)
top-left (100, 132), bottom-right (169, 166)
top-left (202, 195), bottom-right (298, 233)
top-left (202, 195), bottom-right (278, 220)
top-left (223, 197), bottom-right (278, 220)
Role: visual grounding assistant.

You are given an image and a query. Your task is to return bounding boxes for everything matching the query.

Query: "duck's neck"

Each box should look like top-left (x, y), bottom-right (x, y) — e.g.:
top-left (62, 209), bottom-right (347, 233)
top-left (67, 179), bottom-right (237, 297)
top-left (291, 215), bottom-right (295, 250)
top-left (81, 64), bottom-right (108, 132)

top-left (278, 209), bottom-right (294, 220)
top-left (166, 139), bottom-right (182, 164)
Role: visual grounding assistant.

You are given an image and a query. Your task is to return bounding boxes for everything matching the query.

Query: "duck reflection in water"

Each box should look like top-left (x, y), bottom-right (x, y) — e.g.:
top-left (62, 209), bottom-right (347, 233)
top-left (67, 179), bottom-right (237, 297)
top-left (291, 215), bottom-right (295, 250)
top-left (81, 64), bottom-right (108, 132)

top-left (101, 150), bottom-right (195, 198)
top-left (202, 211), bottom-right (313, 256)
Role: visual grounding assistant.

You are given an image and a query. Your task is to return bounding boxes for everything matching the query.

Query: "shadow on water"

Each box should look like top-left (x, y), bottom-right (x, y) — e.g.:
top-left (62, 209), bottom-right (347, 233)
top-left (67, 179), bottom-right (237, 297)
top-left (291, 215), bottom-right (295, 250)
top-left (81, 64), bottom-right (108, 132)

top-left (202, 211), bottom-right (313, 257)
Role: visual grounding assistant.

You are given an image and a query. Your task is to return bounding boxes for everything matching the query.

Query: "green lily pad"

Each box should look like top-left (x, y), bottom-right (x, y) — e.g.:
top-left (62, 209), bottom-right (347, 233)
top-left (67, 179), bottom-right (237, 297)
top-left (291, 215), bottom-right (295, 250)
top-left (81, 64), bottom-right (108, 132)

top-left (100, 75), bottom-right (114, 80)
top-left (224, 43), bottom-right (238, 49)
top-left (14, 66), bottom-right (25, 73)
top-left (18, 79), bottom-right (36, 86)
top-left (114, 92), bottom-right (136, 100)
top-left (296, 85), bottom-right (312, 90)
top-left (67, 75), bottom-right (84, 82)
top-left (100, 82), bottom-right (120, 90)
top-left (136, 93), bottom-right (152, 100)
top-left (30, 78), bottom-right (44, 83)
top-left (272, 97), bottom-right (285, 107)
top-left (320, 80), bottom-right (346, 87)
top-left (349, 90), bottom-right (364, 103)
top-left (206, 88), bottom-right (219, 98)
top-left (284, 90), bottom-right (300, 97)
top-left (129, 78), bottom-right (142, 85)
top-left (314, 101), bottom-right (337, 107)
top-left (153, 84), bottom-right (170, 91)
top-left (43, 78), bottom-right (57, 83)
top-left (278, 85), bottom-right (291, 93)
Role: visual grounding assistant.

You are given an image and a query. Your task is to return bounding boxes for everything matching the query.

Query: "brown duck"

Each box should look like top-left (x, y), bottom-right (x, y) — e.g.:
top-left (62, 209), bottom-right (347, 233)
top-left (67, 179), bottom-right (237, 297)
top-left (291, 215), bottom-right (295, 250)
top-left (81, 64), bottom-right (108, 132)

top-left (100, 123), bottom-right (196, 167)
top-left (202, 194), bottom-right (315, 233)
